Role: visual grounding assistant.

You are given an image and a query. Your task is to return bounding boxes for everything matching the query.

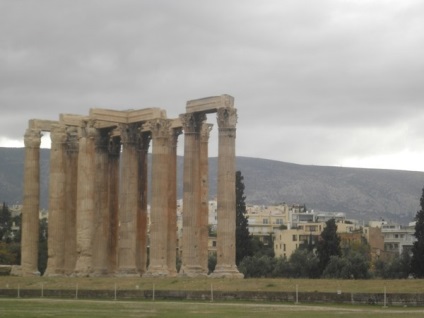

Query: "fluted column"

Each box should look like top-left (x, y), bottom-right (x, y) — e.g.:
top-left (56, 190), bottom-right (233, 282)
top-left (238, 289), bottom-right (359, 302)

top-left (91, 129), bottom-right (111, 276)
top-left (64, 127), bottom-right (78, 275)
top-left (167, 127), bottom-right (182, 276)
top-left (21, 128), bottom-right (42, 276)
top-left (211, 107), bottom-right (243, 278)
top-left (74, 121), bottom-right (97, 276)
top-left (179, 112), bottom-right (207, 277)
top-left (200, 123), bottom-right (213, 272)
top-left (137, 132), bottom-right (150, 274)
top-left (44, 124), bottom-right (67, 276)
top-left (117, 123), bottom-right (140, 276)
top-left (144, 119), bottom-right (172, 277)
top-left (108, 136), bottom-right (120, 273)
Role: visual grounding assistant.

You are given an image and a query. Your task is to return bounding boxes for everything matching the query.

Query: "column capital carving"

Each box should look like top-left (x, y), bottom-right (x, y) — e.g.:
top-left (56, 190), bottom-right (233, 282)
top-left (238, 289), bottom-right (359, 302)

top-left (169, 127), bottom-right (182, 148)
top-left (180, 113), bottom-right (206, 134)
top-left (144, 118), bottom-right (172, 139)
top-left (78, 120), bottom-right (98, 140)
top-left (200, 123), bottom-right (213, 142)
top-left (50, 124), bottom-right (67, 148)
top-left (24, 128), bottom-right (42, 148)
top-left (108, 136), bottom-right (121, 156)
top-left (119, 123), bottom-right (139, 145)
top-left (217, 107), bottom-right (237, 130)
top-left (66, 127), bottom-right (79, 154)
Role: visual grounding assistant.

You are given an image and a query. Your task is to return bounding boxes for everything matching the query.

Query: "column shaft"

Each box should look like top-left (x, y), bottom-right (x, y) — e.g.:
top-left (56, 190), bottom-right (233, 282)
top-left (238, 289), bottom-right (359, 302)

top-left (91, 130), bottom-right (111, 276)
top-left (167, 128), bottom-right (181, 275)
top-left (211, 107), bottom-right (243, 278)
top-left (108, 137), bottom-right (120, 273)
top-left (64, 127), bottom-right (78, 275)
top-left (117, 124), bottom-right (140, 276)
top-left (74, 122), bottom-right (97, 276)
top-left (179, 113), bottom-right (207, 277)
top-left (199, 123), bottom-right (213, 272)
top-left (45, 124), bottom-right (67, 276)
top-left (144, 119), bottom-right (172, 277)
top-left (21, 128), bottom-right (42, 276)
top-left (136, 133), bottom-right (150, 274)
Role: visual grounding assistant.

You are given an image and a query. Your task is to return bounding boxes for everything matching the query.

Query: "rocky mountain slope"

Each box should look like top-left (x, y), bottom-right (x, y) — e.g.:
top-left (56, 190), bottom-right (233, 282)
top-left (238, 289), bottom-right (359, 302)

top-left (1, 147), bottom-right (423, 224)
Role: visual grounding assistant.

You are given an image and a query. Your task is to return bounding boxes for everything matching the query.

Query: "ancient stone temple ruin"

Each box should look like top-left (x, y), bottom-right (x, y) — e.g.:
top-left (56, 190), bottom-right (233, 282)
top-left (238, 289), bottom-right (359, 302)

top-left (20, 95), bottom-right (243, 278)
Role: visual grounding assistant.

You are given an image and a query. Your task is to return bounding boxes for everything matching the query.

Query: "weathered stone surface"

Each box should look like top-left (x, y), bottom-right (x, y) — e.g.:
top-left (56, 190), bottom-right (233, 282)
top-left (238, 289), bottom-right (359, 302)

top-left (44, 124), bottom-right (67, 276)
top-left (186, 95), bottom-right (234, 114)
top-left (179, 113), bottom-right (208, 277)
top-left (211, 107), bottom-right (243, 278)
top-left (21, 128), bottom-right (42, 276)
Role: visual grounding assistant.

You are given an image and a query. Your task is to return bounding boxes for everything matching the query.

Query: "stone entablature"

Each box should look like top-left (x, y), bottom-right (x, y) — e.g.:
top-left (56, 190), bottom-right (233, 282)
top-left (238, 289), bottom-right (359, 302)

top-left (20, 94), bottom-right (242, 279)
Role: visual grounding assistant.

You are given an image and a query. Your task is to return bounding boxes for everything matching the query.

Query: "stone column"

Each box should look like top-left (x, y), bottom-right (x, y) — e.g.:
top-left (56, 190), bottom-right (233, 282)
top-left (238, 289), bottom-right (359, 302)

top-left (44, 124), bottom-right (67, 276)
top-left (108, 136), bottom-right (121, 273)
top-left (179, 112), bottom-right (207, 277)
top-left (21, 128), bottom-right (42, 276)
top-left (136, 132), bottom-right (150, 274)
top-left (167, 127), bottom-right (182, 276)
top-left (117, 123), bottom-right (140, 276)
top-left (144, 119), bottom-right (172, 277)
top-left (91, 129), bottom-right (111, 276)
top-left (64, 127), bottom-right (78, 275)
top-left (74, 121), bottom-right (97, 276)
top-left (199, 123), bottom-right (213, 272)
top-left (211, 107), bottom-right (243, 278)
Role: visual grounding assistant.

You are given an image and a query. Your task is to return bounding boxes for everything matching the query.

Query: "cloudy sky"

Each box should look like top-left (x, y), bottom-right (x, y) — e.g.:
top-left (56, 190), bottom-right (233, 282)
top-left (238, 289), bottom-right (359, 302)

top-left (1, 0), bottom-right (424, 171)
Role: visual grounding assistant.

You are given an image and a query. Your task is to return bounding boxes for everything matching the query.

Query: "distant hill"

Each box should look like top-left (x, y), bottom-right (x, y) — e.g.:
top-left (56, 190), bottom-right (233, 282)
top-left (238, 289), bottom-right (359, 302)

top-left (1, 147), bottom-right (423, 224)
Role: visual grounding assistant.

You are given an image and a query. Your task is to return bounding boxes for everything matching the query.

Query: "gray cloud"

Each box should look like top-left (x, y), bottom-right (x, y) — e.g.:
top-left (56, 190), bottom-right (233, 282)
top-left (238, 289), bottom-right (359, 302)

top-left (1, 0), bottom-right (424, 170)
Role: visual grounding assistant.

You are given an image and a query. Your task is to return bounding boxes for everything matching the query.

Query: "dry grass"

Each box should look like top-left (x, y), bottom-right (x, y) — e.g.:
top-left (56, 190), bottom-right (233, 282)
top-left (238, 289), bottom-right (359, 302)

top-left (0, 276), bottom-right (423, 294)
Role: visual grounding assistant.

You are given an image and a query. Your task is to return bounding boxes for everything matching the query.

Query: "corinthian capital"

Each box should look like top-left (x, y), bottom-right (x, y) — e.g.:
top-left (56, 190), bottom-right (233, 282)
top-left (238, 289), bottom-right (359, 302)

top-left (143, 118), bottom-right (171, 139)
top-left (200, 123), bottom-right (213, 142)
top-left (180, 112), bottom-right (206, 134)
top-left (50, 124), bottom-right (67, 148)
top-left (217, 107), bottom-right (237, 129)
top-left (24, 128), bottom-right (42, 148)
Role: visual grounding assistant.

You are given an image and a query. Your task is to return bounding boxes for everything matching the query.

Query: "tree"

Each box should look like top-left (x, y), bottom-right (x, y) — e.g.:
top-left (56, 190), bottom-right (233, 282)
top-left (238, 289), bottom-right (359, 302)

top-left (411, 187), bottom-right (424, 277)
top-left (235, 171), bottom-right (253, 265)
top-left (316, 218), bottom-right (341, 275)
top-left (0, 202), bottom-right (11, 241)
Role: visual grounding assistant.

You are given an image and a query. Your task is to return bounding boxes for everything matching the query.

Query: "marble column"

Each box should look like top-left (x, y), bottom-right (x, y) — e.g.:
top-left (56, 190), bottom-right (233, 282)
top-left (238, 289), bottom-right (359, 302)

top-left (74, 121), bottom-right (97, 276)
top-left (21, 128), bottom-right (42, 276)
top-left (136, 132), bottom-right (150, 274)
top-left (64, 127), bottom-right (78, 275)
top-left (116, 123), bottom-right (140, 276)
top-left (199, 123), bottom-right (213, 272)
top-left (44, 124), bottom-right (67, 276)
top-left (144, 119), bottom-right (172, 277)
top-left (91, 129), bottom-right (111, 276)
top-left (167, 127), bottom-right (182, 276)
top-left (211, 107), bottom-right (243, 278)
top-left (108, 136), bottom-right (121, 273)
top-left (179, 112), bottom-right (207, 277)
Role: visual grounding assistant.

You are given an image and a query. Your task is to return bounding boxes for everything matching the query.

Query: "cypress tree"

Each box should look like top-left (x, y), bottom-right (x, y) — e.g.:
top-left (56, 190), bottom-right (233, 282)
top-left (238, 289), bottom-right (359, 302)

top-left (316, 218), bottom-right (341, 275)
top-left (411, 187), bottom-right (424, 277)
top-left (235, 170), bottom-right (252, 265)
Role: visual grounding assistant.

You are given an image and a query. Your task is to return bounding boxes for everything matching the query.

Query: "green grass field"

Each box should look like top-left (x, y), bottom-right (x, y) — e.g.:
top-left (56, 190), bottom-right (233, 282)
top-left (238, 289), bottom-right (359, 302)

top-left (1, 277), bottom-right (424, 293)
top-left (1, 299), bottom-right (424, 317)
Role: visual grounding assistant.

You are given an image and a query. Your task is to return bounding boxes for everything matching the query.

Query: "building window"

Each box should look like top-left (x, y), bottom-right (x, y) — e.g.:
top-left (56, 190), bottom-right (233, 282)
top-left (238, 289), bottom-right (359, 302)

top-left (212, 241), bottom-right (216, 247)
top-left (276, 219), bottom-right (283, 225)
top-left (263, 219), bottom-right (269, 225)
top-left (292, 235), bottom-right (297, 241)
top-left (283, 244), bottom-right (286, 251)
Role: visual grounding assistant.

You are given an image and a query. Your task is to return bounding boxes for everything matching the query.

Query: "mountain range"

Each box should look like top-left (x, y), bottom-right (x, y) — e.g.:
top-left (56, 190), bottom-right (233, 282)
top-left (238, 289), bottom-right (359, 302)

top-left (1, 147), bottom-right (423, 224)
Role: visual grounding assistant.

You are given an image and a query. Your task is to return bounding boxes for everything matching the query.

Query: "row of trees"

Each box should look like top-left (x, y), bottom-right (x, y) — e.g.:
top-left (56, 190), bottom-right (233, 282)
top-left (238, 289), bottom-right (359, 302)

top-left (235, 171), bottom-right (424, 279)
top-left (0, 203), bottom-right (48, 274)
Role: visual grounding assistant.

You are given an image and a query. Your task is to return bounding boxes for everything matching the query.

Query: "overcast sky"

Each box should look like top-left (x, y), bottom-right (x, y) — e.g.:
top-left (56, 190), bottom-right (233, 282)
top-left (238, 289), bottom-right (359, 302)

top-left (1, 0), bottom-right (424, 171)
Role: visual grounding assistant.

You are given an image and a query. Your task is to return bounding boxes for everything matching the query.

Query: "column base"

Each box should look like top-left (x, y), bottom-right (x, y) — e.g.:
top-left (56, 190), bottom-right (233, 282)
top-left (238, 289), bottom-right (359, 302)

top-left (15, 266), bottom-right (40, 277)
top-left (143, 265), bottom-right (176, 278)
top-left (90, 269), bottom-right (112, 277)
top-left (209, 264), bottom-right (244, 279)
top-left (114, 267), bottom-right (141, 277)
top-left (178, 265), bottom-right (208, 278)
